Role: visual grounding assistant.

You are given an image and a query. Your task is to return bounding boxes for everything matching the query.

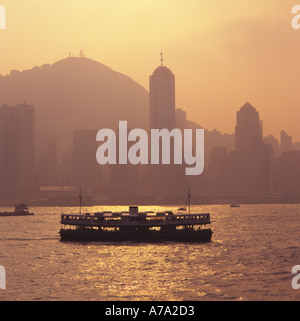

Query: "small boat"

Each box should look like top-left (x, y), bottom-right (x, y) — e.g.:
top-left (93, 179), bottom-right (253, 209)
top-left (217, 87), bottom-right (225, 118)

top-left (177, 187), bottom-right (191, 213)
top-left (0, 204), bottom-right (34, 217)
top-left (230, 203), bottom-right (240, 208)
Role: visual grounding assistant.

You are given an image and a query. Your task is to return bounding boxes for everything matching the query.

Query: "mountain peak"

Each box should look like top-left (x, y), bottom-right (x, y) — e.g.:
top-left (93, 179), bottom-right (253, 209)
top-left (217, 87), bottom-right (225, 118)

top-left (52, 56), bottom-right (113, 73)
top-left (0, 57), bottom-right (149, 158)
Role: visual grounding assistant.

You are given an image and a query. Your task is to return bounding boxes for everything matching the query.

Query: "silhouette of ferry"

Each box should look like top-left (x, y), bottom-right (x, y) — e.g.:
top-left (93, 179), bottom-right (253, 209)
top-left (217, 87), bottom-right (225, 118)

top-left (59, 206), bottom-right (213, 243)
top-left (0, 204), bottom-right (34, 217)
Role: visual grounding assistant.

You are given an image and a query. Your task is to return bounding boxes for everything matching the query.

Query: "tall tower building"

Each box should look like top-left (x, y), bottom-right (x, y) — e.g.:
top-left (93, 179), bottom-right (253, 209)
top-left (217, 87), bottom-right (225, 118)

top-left (149, 53), bottom-right (175, 130)
top-left (231, 103), bottom-right (273, 196)
top-left (73, 130), bottom-right (101, 190)
top-left (264, 135), bottom-right (280, 158)
top-left (280, 130), bottom-right (292, 155)
top-left (235, 102), bottom-right (264, 153)
top-left (0, 103), bottom-right (35, 198)
top-left (148, 54), bottom-right (185, 199)
top-left (109, 127), bottom-right (139, 201)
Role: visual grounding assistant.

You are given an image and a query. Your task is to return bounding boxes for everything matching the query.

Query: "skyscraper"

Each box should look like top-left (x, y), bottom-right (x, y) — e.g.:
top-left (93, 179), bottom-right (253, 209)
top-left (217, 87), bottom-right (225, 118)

top-left (148, 54), bottom-right (184, 199)
top-left (109, 127), bottom-right (139, 201)
top-left (264, 135), bottom-right (280, 158)
top-left (231, 103), bottom-right (273, 196)
top-left (149, 55), bottom-right (175, 131)
top-left (0, 103), bottom-right (35, 199)
top-left (235, 102), bottom-right (264, 153)
top-left (73, 130), bottom-right (100, 190)
top-left (280, 130), bottom-right (292, 155)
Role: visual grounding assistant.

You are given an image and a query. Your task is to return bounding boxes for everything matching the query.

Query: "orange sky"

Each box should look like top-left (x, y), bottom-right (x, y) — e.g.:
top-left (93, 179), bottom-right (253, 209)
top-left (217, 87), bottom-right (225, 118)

top-left (1, 0), bottom-right (300, 140)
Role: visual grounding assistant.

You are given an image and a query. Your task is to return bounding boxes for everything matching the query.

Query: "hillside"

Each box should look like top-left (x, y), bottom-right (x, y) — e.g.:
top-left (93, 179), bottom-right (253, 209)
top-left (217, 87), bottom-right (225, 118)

top-left (0, 57), bottom-right (149, 157)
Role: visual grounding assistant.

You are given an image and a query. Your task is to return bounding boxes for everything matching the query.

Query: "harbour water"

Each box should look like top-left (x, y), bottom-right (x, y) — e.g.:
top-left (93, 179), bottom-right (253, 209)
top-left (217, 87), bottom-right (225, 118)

top-left (0, 204), bottom-right (299, 301)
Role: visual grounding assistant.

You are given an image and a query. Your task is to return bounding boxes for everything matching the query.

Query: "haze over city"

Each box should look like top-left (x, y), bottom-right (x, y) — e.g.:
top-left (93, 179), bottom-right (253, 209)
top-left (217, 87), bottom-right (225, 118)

top-left (2, 1), bottom-right (300, 304)
top-left (1, 0), bottom-right (300, 140)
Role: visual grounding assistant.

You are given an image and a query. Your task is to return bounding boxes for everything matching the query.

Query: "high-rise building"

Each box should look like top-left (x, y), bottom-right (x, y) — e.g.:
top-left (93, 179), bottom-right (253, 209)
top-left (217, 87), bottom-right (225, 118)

top-left (37, 142), bottom-right (59, 187)
top-left (149, 56), bottom-right (175, 131)
top-left (264, 135), bottom-right (280, 158)
top-left (0, 103), bottom-right (35, 198)
top-left (274, 151), bottom-right (300, 198)
top-left (109, 127), bottom-right (139, 201)
top-left (148, 55), bottom-right (185, 199)
top-left (73, 130), bottom-right (101, 191)
top-left (280, 130), bottom-right (292, 155)
top-left (235, 103), bottom-right (264, 153)
top-left (231, 103), bottom-right (273, 196)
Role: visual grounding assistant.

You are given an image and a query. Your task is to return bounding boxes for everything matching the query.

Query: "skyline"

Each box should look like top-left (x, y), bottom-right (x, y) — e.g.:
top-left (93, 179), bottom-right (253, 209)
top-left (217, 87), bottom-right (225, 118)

top-left (1, 1), bottom-right (300, 140)
top-left (0, 63), bottom-right (298, 204)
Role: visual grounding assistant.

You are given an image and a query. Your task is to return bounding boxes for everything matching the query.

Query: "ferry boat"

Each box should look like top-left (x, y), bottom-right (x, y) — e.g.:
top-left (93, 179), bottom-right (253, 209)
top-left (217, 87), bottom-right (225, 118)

top-left (59, 206), bottom-right (213, 243)
top-left (0, 204), bottom-right (34, 217)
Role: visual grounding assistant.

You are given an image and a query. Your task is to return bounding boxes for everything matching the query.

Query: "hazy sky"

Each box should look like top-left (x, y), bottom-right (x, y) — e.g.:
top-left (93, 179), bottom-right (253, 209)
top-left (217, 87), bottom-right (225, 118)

top-left (1, 0), bottom-right (300, 140)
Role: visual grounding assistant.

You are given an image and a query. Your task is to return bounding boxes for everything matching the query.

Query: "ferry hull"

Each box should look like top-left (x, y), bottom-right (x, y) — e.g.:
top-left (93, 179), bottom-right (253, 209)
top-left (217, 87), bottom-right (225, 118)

top-left (0, 212), bottom-right (34, 217)
top-left (59, 228), bottom-right (213, 243)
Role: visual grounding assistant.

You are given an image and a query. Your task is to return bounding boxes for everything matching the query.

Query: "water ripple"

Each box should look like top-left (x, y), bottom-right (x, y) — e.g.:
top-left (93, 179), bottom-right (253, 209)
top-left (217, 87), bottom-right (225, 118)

top-left (0, 204), bottom-right (299, 301)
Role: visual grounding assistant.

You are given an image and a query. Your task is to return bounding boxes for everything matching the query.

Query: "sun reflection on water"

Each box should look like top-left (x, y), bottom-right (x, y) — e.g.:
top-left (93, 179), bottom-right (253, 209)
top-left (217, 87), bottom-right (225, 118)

top-left (1, 204), bottom-right (300, 300)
